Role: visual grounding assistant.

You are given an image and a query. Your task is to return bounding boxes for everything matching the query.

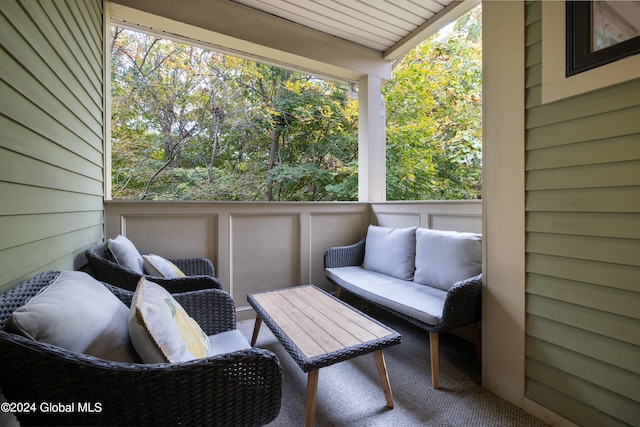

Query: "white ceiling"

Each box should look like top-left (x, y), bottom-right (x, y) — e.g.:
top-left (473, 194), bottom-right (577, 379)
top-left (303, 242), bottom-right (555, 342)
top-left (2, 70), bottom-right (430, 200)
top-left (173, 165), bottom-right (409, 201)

top-left (230, 0), bottom-right (476, 60)
top-left (110, 0), bottom-right (476, 82)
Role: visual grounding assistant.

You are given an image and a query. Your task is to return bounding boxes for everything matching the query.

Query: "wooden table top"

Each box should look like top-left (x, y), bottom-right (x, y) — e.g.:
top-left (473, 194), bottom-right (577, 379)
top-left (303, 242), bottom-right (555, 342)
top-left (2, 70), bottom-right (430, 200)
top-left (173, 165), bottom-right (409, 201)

top-left (249, 285), bottom-right (400, 362)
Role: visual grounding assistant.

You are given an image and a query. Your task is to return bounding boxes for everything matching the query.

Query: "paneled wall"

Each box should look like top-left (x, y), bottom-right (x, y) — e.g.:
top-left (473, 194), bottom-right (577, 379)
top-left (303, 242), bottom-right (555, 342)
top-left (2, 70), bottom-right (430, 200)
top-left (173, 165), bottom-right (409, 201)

top-left (371, 201), bottom-right (481, 232)
top-left (525, 2), bottom-right (640, 426)
top-left (105, 200), bottom-right (481, 320)
top-left (0, 0), bottom-right (105, 292)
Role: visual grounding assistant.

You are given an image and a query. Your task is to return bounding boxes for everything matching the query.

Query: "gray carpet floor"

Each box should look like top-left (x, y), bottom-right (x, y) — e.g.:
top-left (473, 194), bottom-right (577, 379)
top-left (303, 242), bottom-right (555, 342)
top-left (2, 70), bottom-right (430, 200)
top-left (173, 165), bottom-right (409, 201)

top-left (238, 297), bottom-right (549, 427)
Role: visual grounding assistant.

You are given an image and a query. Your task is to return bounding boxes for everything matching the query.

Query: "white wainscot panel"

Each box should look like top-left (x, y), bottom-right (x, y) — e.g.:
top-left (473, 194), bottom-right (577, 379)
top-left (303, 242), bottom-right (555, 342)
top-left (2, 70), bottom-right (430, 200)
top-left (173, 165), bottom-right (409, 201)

top-left (375, 212), bottom-right (421, 228)
top-left (430, 214), bottom-right (482, 233)
top-left (309, 211), bottom-right (368, 291)
top-left (230, 214), bottom-right (300, 313)
top-left (120, 214), bottom-right (218, 262)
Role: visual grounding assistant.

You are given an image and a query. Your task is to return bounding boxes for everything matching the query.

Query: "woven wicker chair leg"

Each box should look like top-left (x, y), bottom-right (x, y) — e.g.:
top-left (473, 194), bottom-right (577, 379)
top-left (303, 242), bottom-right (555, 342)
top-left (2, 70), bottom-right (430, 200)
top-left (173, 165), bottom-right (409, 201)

top-left (429, 332), bottom-right (439, 389)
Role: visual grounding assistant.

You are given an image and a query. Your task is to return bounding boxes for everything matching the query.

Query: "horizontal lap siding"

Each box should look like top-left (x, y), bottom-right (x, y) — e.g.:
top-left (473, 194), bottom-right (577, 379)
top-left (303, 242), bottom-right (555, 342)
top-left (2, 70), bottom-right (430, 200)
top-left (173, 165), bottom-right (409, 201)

top-left (0, 0), bottom-right (104, 290)
top-left (524, 2), bottom-right (640, 426)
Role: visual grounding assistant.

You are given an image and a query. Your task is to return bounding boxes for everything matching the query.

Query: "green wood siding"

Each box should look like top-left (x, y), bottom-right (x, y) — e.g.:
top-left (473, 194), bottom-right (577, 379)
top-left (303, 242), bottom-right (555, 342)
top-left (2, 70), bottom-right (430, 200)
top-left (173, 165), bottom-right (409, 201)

top-left (525, 2), bottom-right (640, 426)
top-left (0, 0), bottom-right (104, 291)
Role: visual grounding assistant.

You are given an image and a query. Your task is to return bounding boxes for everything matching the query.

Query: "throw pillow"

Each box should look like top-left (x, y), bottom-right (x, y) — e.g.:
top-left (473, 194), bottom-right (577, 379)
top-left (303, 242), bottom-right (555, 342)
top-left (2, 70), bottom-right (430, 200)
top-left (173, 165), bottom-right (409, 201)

top-left (128, 278), bottom-right (212, 363)
top-left (142, 254), bottom-right (186, 278)
top-left (107, 235), bottom-right (144, 274)
top-left (6, 271), bottom-right (139, 362)
top-left (363, 225), bottom-right (417, 280)
top-left (414, 228), bottom-right (482, 291)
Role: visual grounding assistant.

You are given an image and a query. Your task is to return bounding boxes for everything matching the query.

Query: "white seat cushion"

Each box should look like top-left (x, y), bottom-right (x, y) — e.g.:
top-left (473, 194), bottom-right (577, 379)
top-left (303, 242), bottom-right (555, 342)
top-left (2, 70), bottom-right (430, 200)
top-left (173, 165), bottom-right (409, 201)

top-left (208, 330), bottom-right (251, 356)
top-left (326, 266), bottom-right (447, 326)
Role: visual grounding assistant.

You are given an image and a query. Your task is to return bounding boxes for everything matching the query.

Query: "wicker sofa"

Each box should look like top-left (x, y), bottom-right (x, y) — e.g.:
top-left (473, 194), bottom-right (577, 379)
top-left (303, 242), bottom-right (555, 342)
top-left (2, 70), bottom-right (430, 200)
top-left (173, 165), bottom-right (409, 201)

top-left (324, 225), bottom-right (482, 389)
top-left (0, 271), bottom-right (282, 426)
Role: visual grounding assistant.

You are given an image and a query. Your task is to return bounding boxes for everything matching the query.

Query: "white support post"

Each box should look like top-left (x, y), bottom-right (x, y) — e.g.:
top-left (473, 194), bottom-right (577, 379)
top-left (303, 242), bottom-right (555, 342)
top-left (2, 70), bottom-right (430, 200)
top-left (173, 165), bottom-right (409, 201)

top-left (358, 75), bottom-right (386, 202)
top-left (482, 0), bottom-right (526, 408)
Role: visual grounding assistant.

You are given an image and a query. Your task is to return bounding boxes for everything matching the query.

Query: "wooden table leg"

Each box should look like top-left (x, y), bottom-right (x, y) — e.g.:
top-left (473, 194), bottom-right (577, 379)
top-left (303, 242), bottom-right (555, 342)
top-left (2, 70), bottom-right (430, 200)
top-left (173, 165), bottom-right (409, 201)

top-left (429, 332), bottom-right (440, 389)
top-left (305, 370), bottom-right (319, 427)
top-left (250, 315), bottom-right (262, 346)
top-left (373, 350), bottom-right (394, 408)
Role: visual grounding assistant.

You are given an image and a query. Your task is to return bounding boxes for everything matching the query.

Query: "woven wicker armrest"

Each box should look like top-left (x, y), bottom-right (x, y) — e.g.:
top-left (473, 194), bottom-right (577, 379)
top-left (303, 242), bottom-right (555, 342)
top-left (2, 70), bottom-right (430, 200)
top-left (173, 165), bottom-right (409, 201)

top-left (324, 238), bottom-right (366, 268)
top-left (141, 275), bottom-right (223, 293)
top-left (171, 256), bottom-right (215, 277)
top-left (439, 274), bottom-right (483, 331)
top-left (173, 288), bottom-right (236, 335)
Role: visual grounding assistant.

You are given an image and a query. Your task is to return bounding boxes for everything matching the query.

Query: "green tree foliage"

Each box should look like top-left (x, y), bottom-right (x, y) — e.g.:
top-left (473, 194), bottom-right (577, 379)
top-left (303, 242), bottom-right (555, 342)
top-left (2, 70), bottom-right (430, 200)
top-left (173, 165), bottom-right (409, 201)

top-left (111, 28), bottom-right (358, 201)
top-left (110, 5), bottom-right (481, 201)
top-left (384, 5), bottom-right (482, 200)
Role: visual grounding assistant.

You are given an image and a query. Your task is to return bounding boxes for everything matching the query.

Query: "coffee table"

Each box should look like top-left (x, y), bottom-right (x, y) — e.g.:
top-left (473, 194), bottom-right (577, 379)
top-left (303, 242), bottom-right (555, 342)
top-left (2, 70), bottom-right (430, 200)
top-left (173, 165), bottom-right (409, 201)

top-left (247, 285), bottom-right (401, 427)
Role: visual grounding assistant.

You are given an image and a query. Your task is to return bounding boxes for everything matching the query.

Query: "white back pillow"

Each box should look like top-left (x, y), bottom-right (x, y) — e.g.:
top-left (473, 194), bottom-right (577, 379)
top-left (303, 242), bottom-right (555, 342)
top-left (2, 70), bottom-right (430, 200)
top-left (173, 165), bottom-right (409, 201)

top-left (414, 228), bottom-right (482, 290)
top-left (107, 235), bottom-right (144, 274)
top-left (363, 225), bottom-right (417, 280)
top-left (6, 271), bottom-right (139, 362)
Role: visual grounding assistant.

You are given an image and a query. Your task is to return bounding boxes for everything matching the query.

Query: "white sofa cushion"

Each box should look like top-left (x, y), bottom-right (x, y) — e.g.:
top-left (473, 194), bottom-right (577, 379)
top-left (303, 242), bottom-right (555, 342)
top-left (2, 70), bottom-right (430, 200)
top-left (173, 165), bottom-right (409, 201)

top-left (363, 225), bottom-right (417, 280)
top-left (326, 266), bottom-right (447, 326)
top-left (6, 271), bottom-right (139, 362)
top-left (108, 234), bottom-right (144, 274)
top-left (414, 228), bottom-right (482, 291)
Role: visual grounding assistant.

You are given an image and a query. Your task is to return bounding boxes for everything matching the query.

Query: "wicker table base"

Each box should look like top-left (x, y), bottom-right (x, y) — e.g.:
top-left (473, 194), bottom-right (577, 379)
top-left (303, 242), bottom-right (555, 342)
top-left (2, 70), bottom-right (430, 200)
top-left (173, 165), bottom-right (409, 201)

top-left (248, 285), bottom-right (401, 427)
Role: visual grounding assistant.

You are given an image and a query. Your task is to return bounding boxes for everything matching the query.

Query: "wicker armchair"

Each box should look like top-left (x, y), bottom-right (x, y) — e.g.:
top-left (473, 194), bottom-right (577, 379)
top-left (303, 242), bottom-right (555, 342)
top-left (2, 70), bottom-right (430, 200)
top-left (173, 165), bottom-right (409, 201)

top-left (324, 238), bottom-right (482, 389)
top-left (86, 243), bottom-right (221, 292)
top-left (0, 271), bottom-right (282, 427)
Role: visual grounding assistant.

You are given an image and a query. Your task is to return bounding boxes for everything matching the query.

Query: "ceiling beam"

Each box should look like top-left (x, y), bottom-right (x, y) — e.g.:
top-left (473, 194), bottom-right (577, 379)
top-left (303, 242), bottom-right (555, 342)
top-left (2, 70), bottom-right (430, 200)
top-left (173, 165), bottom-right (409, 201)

top-left (108, 0), bottom-right (392, 82)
